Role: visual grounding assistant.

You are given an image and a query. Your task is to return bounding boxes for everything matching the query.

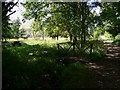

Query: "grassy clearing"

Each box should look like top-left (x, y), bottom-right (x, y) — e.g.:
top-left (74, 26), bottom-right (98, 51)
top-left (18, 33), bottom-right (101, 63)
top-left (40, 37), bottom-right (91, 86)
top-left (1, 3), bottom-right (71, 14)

top-left (8, 37), bottom-right (69, 45)
top-left (3, 38), bottom-right (106, 89)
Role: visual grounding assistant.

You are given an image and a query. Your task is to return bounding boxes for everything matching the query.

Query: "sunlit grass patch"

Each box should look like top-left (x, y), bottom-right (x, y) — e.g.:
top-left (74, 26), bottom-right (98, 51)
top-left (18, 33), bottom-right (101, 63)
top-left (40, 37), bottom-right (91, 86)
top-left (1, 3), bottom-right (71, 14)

top-left (17, 38), bottom-right (69, 46)
top-left (6, 38), bottom-right (107, 61)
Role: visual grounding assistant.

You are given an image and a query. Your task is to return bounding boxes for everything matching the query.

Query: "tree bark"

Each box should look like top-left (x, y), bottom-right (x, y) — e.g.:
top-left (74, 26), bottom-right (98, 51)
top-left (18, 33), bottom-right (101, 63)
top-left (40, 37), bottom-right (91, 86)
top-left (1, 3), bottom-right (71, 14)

top-left (80, 2), bottom-right (86, 48)
top-left (70, 34), bottom-right (73, 42)
top-left (57, 35), bottom-right (59, 40)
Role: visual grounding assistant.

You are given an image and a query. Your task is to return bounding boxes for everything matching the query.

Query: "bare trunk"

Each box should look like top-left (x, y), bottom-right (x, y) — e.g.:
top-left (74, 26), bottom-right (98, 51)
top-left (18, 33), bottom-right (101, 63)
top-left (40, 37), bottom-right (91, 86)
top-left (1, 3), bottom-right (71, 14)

top-left (57, 35), bottom-right (59, 40)
top-left (42, 30), bottom-right (44, 40)
top-left (80, 2), bottom-right (86, 48)
top-left (70, 34), bottom-right (73, 42)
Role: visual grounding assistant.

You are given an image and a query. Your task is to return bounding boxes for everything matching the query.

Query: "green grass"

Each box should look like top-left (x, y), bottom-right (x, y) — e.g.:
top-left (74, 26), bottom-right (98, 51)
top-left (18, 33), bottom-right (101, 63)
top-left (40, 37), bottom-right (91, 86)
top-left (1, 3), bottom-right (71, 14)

top-left (3, 38), bottom-right (106, 89)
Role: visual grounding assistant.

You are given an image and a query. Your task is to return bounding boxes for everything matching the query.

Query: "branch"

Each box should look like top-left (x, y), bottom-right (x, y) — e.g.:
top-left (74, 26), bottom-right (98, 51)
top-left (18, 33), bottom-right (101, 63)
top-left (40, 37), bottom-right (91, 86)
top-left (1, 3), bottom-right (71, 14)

top-left (7, 1), bottom-right (18, 12)
top-left (7, 11), bottom-right (16, 17)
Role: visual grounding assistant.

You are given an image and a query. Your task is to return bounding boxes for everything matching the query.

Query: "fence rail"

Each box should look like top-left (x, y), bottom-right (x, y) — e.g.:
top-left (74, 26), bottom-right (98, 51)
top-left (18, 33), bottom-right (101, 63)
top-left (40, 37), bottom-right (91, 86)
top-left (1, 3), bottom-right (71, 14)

top-left (57, 41), bottom-right (93, 58)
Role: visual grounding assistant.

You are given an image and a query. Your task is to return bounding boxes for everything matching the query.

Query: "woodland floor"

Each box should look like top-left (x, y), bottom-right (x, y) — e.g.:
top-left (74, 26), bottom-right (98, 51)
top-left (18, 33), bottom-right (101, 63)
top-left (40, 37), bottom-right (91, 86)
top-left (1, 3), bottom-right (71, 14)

top-left (86, 42), bottom-right (120, 88)
top-left (3, 40), bottom-right (120, 89)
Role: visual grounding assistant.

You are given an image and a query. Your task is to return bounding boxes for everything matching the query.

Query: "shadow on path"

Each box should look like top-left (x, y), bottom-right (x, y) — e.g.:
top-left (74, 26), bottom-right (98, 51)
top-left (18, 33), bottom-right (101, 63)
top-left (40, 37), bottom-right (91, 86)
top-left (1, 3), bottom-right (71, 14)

top-left (86, 42), bottom-right (120, 88)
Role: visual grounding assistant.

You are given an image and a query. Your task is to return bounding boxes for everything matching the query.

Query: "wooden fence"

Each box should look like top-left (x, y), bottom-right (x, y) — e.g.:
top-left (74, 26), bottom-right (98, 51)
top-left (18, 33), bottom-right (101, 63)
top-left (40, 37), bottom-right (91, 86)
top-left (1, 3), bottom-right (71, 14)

top-left (57, 41), bottom-right (93, 58)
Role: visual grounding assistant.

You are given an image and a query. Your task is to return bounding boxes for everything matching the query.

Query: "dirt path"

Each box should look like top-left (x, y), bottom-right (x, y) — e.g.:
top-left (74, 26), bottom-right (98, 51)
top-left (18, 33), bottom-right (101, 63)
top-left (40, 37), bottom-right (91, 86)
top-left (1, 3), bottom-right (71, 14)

top-left (86, 42), bottom-right (120, 88)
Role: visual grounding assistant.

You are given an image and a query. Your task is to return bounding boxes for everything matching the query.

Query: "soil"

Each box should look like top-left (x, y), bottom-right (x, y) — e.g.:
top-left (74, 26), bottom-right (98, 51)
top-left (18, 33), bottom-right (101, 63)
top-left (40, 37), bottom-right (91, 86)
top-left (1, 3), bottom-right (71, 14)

top-left (86, 42), bottom-right (120, 88)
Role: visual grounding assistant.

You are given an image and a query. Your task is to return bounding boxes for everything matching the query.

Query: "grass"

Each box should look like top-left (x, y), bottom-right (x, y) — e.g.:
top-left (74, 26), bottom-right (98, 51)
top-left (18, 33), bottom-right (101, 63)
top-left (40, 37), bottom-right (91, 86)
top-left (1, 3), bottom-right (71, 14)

top-left (3, 38), bottom-right (107, 89)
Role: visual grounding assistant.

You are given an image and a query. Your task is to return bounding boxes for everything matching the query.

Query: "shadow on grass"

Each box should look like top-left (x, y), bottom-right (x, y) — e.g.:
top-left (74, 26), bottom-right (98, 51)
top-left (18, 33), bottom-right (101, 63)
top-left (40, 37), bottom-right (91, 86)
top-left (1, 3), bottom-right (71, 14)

top-left (3, 42), bottom-right (101, 89)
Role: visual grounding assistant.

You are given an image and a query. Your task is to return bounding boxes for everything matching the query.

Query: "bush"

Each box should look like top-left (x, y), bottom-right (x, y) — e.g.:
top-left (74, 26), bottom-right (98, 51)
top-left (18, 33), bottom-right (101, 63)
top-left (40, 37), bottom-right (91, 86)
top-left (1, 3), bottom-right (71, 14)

top-left (115, 33), bottom-right (120, 40)
top-left (112, 33), bottom-right (120, 46)
top-left (84, 40), bottom-right (107, 60)
top-left (112, 40), bottom-right (120, 46)
top-left (2, 49), bottom-right (28, 88)
top-left (2, 47), bottom-right (63, 89)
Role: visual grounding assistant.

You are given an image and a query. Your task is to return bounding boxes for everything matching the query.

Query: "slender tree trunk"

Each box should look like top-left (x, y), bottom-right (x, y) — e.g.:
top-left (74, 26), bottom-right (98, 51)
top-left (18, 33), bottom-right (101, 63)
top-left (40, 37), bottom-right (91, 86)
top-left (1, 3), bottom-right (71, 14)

top-left (40, 23), bottom-right (44, 40)
top-left (80, 2), bottom-right (86, 48)
top-left (83, 3), bottom-right (87, 43)
top-left (33, 32), bottom-right (35, 38)
top-left (81, 3), bottom-right (84, 48)
top-left (57, 35), bottom-right (59, 40)
top-left (70, 34), bottom-right (73, 42)
top-left (42, 30), bottom-right (44, 40)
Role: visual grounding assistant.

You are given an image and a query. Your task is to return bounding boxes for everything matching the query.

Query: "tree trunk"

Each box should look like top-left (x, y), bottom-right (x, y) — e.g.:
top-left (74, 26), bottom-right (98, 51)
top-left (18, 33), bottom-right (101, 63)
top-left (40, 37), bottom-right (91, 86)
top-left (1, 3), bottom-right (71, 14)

top-left (57, 35), bottom-right (59, 40)
top-left (70, 34), bottom-right (73, 42)
top-left (33, 32), bottom-right (35, 38)
top-left (42, 30), bottom-right (44, 40)
top-left (80, 2), bottom-right (86, 48)
top-left (41, 23), bottom-right (44, 40)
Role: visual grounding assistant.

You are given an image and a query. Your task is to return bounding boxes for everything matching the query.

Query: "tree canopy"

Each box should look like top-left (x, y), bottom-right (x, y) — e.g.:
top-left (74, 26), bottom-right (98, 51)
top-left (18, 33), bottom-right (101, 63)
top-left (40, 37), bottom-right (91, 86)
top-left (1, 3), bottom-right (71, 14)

top-left (2, 1), bottom-right (18, 41)
top-left (2, 1), bottom-right (120, 42)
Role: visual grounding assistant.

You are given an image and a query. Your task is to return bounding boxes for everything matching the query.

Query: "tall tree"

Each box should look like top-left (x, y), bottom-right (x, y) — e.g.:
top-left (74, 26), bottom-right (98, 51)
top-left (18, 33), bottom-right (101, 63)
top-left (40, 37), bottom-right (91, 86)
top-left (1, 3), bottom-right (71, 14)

top-left (22, 2), bottom-right (100, 47)
top-left (100, 2), bottom-right (120, 37)
top-left (10, 18), bottom-right (21, 39)
top-left (22, 2), bottom-right (51, 40)
top-left (2, 1), bottom-right (18, 41)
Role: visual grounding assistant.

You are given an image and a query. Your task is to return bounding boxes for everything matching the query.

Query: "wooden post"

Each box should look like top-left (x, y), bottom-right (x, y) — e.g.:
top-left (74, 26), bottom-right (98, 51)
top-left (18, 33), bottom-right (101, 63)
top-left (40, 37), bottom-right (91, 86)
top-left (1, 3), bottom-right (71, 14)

top-left (57, 44), bottom-right (60, 50)
top-left (72, 42), bottom-right (75, 53)
top-left (90, 43), bottom-right (93, 58)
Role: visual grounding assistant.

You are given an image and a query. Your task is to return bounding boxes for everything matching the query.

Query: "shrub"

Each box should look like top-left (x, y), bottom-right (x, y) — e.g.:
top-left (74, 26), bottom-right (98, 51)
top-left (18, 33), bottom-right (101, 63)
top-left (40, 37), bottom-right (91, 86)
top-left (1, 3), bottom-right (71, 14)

top-left (2, 47), bottom-right (63, 89)
top-left (112, 40), bottom-right (120, 46)
top-left (115, 33), bottom-right (120, 40)
top-left (112, 33), bottom-right (120, 46)
top-left (84, 40), bottom-right (107, 60)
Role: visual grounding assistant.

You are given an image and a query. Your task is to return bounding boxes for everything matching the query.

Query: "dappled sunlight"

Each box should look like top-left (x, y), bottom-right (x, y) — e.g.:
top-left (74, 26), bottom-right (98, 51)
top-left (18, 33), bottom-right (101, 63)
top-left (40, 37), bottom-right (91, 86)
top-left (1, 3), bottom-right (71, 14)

top-left (86, 42), bottom-right (120, 88)
top-left (18, 38), bottom-right (69, 46)
top-left (3, 39), bottom-right (109, 88)
top-left (2, 1), bottom-right (120, 89)
top-left (105, 42), bottom-right (120, 60)
top-left (106, 56), bottom-right (120, 60)
top-left (3, 42), bottom-right (62, 88)
top-left (106, 54), bottom-right (116, 57)
top-left (3, 39), bottom-right (120, 88)
top-left (87, 62), bottom-right (103, 69)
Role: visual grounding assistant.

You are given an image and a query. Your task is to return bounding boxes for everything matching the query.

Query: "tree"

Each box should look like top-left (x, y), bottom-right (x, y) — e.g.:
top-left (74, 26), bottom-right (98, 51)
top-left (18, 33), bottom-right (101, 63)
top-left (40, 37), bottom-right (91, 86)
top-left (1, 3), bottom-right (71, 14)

top-left (22, 2), bottom-right (102, 47)
top-left (22, 2), bottom-right (51, 40)
top-left (2, 1), bottom-right (18, 41)
top-left (10, 18), bottom-right (21, 39)
top-left (31, 19), bottom-right (39, 38)
top-left (100, 2), bottom-right (120, 37)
